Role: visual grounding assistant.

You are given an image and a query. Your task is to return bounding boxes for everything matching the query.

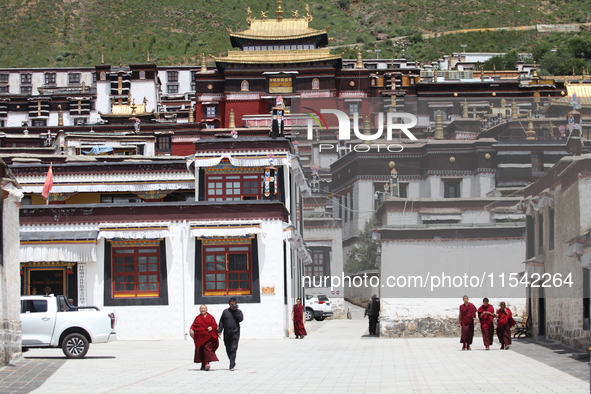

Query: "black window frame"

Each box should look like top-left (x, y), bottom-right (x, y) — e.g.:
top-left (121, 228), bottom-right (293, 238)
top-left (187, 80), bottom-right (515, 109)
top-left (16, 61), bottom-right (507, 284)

top-left (104, 239), bottom-right (169, 306)
top-left (44, 72), bottom-right (56, 85)
top-left (194, 236), bottom-right (260, 305)
top-left (68, 73), bottom-right (81, 84)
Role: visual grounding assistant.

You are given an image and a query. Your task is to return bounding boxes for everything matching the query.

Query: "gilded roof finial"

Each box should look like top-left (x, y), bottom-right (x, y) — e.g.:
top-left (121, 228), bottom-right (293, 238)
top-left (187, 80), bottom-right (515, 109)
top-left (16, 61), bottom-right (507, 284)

top-left (531, 61), bottom-right (539, 80)
top-left (305, 4), bottom-right (313, 23)
top-left (277, 0), bottom-right (284, 21)
top-left (58, 104), bottom-right (63, 127)
top-left (291, 9), bottom-right (299, 18)
top-left (229, 108), bottom-right (236, 129)
top-left (355, 48), bottom-right (364, 69)
top-left (147, 51), bottom-right (150, 62)
top-left (200, 53), bottom-right (207, 73)
top-left (101, 52), bottom-right (105, 64)
top-left (246, 7), bottom-right (255, 25)
top-left (525, 110), bottom-right (536, 140)
top-left (261, 10), bottom-right (268, 20)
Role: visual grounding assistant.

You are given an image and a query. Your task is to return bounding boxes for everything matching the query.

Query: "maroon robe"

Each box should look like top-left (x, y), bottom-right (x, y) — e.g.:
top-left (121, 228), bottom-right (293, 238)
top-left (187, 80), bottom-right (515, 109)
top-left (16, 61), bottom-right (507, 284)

top-left (293, 303), bottom-right (307, 337)
top-left (496, 307), bottom-right (515, 347)
top-left (190, 313), bottom-right (219, 364)
top-left (459, 302), bottom-right (477, 345)
top-left (478, 304), bottom-right (495, 347)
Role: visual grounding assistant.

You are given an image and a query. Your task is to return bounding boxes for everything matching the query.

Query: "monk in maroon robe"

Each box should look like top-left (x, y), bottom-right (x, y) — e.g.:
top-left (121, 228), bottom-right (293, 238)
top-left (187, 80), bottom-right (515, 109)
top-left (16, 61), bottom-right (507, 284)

top-left (292, 298), bottom-right (307, 339)
top-left (458, 295), bottom-right (477, 350)
top-left (478, 297), bottom-right (495, 350)
top-left (496, 302), bottom-right (515, 350)
top-left (190, 305), bottom-right (219, 370)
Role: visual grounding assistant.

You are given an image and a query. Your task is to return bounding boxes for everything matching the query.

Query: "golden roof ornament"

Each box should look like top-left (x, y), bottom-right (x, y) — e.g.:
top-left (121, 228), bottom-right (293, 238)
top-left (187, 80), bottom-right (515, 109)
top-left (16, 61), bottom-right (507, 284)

top-left (200, 53), bottom-right (207, 73)
top-left (531, 61), bottom-right (540, 80)
top-left (261, 11), bottom-right (268, 20)
top-left (58, 105), bottom-right (63, 127)
top-left (246, 7), bottom-right (255, 25)
top-left (305, 4), bottom-right (313, 23)
top-left (276, 0), bottom-right (284, 21)
top-left (434, 110), bottom-right (444, 139)
top-left (229, 109), bottom-right (236, 129)
top-left (291, 10), bottom-right (299, 18)
top-left (525, 111), bottom-right (537, 140)
top-left (355, 48), bottom-right (364, 69)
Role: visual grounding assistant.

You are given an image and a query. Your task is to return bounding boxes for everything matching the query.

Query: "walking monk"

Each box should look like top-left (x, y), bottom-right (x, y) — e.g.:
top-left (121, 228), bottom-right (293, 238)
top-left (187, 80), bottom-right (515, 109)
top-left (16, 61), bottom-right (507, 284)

top-left (478, 298), bottom-right (495, 350)
top-left (189, 305), bottom-right (219, 370)
top-left (496, 301), bottom-right (516, 350)
top-left (458, 295), bottom-right (477, 350)
top-left (292, 298), bottom-right (307, 339)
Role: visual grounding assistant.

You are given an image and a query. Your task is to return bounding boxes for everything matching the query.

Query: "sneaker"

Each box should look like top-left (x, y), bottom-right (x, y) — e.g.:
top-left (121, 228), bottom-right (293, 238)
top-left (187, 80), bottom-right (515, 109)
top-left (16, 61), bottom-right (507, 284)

top-left (205, 364), bottom-right (210, 371)
top-left (505, 345), bottom-right (510, 350)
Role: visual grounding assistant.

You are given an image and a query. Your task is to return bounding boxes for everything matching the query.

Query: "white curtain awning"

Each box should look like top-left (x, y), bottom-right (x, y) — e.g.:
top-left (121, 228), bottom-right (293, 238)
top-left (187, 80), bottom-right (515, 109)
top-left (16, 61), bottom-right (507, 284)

top-left (188, 153), bottom-right (291, 169)
top-left (22, 182), bottom-right (193, 194)
top-left (493, 213), bottom-right (524, 220)
top-left (421, 214), bottom-right (462, 221)
top-left (521, 192), bottom-right (555, 216)
top-left (290, 156), bottom-right (311, 197)
top-left (21, 243), bottom-right (96, 263)
top-left (20, 230), bottom-right (98, 263)
top-left (98, 224), bottom-right (170, 240)
top-left (191, 223), bottom-right (265, 238)
top-left (283, 223), bottom-right (312, 265)
top-left (524, 259), bottom-right (545, 276)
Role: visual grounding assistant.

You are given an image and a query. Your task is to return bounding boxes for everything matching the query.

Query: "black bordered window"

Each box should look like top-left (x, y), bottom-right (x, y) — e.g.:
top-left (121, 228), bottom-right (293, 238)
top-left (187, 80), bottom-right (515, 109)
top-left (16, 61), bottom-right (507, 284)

top-left (104, 239), bottom-right (169, 306)
top-left (194, 236), bottom-right (260, 305)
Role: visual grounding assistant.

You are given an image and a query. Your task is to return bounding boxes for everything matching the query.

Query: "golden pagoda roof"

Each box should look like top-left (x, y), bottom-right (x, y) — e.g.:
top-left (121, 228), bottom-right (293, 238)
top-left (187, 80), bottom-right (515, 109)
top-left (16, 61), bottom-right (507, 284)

top-left (565, 81), bottom-right (591, 97)
top-left (229, 18), bottom-right (327, 41)
top-left (214, 48), bottom-right (341, 65)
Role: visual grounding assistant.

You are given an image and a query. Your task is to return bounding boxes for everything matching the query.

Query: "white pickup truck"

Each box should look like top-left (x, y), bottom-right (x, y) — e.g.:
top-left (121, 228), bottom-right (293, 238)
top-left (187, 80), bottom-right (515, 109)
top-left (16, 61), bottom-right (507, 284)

top-left (20, 295), bottom-right (117, 358)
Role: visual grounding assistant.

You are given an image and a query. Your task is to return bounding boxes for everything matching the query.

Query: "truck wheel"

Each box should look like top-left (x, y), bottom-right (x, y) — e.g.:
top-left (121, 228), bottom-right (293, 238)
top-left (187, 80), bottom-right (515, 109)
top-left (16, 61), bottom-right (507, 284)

top-left (305, 308), bottom-right (314, 321)
top-left (62, 333), bottom-right (89, 359)
top-left (314, 316), bottom-right (326, 321)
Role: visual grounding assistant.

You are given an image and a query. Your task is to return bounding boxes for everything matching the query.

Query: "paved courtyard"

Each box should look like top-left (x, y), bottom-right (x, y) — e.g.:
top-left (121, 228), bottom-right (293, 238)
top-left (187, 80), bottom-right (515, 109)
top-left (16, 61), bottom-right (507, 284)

top-left (0, 303), bottom-right (589, 393)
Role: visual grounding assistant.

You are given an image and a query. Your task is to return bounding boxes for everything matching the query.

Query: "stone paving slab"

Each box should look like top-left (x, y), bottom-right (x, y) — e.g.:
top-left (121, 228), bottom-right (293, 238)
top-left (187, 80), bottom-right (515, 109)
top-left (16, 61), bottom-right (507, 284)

top-left (0, 357), bottom-right (65, 394)
top-left (0, 314), bottom-right (586, 394)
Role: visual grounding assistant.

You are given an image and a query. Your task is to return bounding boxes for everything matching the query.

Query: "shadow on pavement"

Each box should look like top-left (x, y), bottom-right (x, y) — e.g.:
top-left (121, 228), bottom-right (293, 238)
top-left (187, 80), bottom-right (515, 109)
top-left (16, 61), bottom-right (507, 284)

top-left (24, 356), bottom-right (116, 360)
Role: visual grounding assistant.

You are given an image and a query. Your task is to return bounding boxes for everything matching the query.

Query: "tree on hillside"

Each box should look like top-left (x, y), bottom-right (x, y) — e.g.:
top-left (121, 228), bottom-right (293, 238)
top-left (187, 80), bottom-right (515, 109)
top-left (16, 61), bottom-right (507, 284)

top-left (345, 214), bottom-right (378, 273)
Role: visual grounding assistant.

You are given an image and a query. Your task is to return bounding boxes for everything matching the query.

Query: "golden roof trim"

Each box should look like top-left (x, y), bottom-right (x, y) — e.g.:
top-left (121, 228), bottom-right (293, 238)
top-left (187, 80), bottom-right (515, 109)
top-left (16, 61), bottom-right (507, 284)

top-left (214, 49), bottom-right (341, 64)
top-left (229, 18), bottom-right (327, 40)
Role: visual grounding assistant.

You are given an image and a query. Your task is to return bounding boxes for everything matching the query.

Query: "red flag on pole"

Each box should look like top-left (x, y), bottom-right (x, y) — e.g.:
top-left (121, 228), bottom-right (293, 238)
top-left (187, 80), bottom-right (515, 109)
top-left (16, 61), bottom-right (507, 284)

top-left (41, 164), bottom-right (54, 199)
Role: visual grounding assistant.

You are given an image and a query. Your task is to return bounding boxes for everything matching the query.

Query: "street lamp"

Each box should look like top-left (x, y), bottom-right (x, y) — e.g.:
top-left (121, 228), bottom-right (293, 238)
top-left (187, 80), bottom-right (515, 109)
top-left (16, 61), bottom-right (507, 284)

top-left (375, 49), bottom-right (381, 60)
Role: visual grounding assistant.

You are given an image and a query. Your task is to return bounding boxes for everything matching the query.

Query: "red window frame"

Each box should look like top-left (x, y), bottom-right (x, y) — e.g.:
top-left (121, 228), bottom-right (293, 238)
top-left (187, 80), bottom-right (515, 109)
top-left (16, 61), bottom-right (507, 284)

top-left (206, 173), bottom-right (262, 201)
top-left (305, 250), bottom-right (325, 278)
top-left (112, 242), bottom-right (160, 298)
top-left (203, 241), bottom-right (252, 296)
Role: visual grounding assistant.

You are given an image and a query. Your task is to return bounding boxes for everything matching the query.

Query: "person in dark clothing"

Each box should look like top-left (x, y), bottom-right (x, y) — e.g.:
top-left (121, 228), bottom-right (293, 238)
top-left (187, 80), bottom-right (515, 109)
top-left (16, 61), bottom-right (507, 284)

top-left (364, 294), bottom-right (380, 335)
top-left (218, 297), bottom-right (244, 371)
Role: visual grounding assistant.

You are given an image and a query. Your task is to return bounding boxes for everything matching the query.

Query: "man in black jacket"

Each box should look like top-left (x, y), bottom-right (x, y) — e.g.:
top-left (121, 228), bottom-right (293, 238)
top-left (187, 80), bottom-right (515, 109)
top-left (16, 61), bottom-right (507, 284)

top-left (364, 294), bottom-right (380, 335)
top-left (218, 298), bottom-right (244, 371)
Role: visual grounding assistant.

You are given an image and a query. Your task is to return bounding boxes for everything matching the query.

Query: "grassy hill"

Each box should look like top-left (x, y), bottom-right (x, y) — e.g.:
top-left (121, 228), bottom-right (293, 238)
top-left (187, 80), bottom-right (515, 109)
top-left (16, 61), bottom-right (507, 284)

top-left (0, 0), bottom-right (590, 68)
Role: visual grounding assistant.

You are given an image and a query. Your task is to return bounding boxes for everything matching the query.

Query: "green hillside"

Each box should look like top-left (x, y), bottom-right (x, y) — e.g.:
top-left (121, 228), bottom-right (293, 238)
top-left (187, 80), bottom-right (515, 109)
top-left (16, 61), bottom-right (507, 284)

top-left (0, 0), bottom-right (590, 70)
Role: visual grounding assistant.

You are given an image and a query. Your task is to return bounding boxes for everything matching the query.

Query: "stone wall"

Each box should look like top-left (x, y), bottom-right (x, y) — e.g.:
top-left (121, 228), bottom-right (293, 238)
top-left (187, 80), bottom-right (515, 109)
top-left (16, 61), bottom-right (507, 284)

top-left (0, 180), bottom-right (23, 366)
top-left (381, 317), bottom-right (461, 337)
top-left (546, 320), bottom-right (591, 350)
